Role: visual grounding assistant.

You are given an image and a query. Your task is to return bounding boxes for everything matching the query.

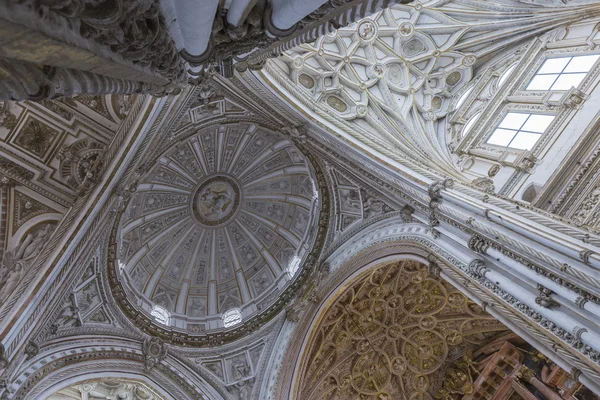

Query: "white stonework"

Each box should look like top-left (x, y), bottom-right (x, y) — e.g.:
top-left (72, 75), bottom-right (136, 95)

top-left (2, 1), bottom-right (600, 399)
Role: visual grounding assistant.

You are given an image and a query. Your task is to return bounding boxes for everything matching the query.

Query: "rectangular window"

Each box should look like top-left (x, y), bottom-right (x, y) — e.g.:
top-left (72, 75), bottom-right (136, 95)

top-left (527, 55), bottom-right (599, 91)
top-left (487, 113), bottom-right (555, 150)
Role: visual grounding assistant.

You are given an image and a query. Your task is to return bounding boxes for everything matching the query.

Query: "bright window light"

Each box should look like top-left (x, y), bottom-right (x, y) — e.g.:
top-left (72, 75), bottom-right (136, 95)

top-left (223, 308), bottom-right (243, 328)
top-left (151, 305), bottom-right (170, 325)
top-left (527, 55), bottom-right (599, 91)
top-left (286, 255), bottom-right (301, 279)
top-left (498, 64), bottom-right (517, 87)
top-left (462, 112), bottom-right (481, 137)
top-left (487, 113), bottom-right (555, 150)
top-left (455, 86), bottom-right (474, 110)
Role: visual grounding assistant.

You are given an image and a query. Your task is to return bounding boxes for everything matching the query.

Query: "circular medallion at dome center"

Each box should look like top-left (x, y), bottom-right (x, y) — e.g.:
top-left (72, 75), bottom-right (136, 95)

top-left (192, 175), bottom-right (241, 226)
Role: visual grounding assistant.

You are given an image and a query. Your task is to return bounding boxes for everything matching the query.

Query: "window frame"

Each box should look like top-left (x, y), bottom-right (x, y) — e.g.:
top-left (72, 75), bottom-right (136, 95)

top-left (485, 112), bottom-right (556, 151)
top-left (450, 42), bottom-right (600, 198)
top-left (526, 54), bottom-right (600, 92)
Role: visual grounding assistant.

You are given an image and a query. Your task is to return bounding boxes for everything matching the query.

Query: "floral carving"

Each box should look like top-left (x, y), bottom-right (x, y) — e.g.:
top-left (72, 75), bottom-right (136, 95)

top-left (14, 119), bottom-right (57, 158)
top-left (57, 139), bottom-right (105, 190)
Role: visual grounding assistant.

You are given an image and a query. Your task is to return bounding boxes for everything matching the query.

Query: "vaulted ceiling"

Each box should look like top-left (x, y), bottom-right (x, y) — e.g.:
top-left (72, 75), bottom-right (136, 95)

top-left (295, 260), bottom-right (507, 400)
top-left (266, 0), bottom-right (600, 177)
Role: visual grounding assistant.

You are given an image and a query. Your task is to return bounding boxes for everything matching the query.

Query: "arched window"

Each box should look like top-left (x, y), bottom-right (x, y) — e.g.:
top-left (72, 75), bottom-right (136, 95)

top-left (498, 63), bottom-right (517, 87)
top-left (286, 255), bottom-right (301, 279)
top-left (462, 112), bottom-right (481, 137)
top-left (222, 308), bottom-right (243, 328)
top-left (151, 305), bottom-right (170, 325)
top-left (455, 86), bottom-right (474, 110)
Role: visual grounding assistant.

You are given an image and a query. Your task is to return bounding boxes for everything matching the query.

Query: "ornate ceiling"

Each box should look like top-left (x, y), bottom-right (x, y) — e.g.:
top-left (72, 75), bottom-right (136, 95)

top-left (295, 260), bottom-right (507, 400)
top-left (267, 0), bottom-right (598, 176)
top-left (0, 94), bottom-right (137, 313)
top-left (117, 122), bottom-right (321, 331)
top-left (48, 378), bottom-right (163, 400)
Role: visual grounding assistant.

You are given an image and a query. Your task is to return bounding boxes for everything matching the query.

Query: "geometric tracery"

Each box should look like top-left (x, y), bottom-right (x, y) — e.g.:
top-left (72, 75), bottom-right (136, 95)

top-left (296, 260), bottom-right (508, 400)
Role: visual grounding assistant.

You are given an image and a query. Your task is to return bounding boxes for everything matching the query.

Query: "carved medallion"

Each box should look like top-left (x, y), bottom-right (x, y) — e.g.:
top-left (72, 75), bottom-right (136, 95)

top-left (192, 175), bottom-right (241, 227)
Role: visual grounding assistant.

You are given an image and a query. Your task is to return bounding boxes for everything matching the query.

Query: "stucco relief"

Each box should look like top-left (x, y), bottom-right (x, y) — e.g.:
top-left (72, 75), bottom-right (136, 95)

top-left (114, 121), bottom-right (325, 335)
top-left (48, 379), bottom-right (164, 400)
top-left (0, 222), bottom-right (55, 305)
top-left (295, 260), bottom-right (507, 400)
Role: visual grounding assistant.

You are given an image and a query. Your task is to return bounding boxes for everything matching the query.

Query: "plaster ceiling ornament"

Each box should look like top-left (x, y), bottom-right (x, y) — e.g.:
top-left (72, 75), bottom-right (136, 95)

top-left (57, 139), bottom-right (106, 190)
top-left (116, 122), bottom-right (322, 334)
top-left (0, 222), bottom-right (56, 304)
top-left (269, 0), bottom-right (600, 177)
top-left (48, 378), bottom-right (163, 400)
top-left (12, 190), bottom-right (59, 231)
top-left (295, 260), bottom-right (508, 400)
top-left (327, 166), bottom-right (397, 238)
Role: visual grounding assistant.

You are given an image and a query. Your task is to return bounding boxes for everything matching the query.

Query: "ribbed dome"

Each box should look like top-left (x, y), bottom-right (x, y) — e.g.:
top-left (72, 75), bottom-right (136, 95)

top-left (117, 122), bottom-right (320, 332)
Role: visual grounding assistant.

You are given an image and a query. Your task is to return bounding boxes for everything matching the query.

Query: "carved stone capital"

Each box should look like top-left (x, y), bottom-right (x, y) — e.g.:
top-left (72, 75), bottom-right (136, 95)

top-left (428, 211), bottom-right (440, 228)
top-left (468, 259), bottom-right (489, 278)
top-left (426, 254), bottom-right (442, 277)
top-left (24, 341), bottom-right (39, 360)
top-left (428, 178), bottom-right (454, 201)
top-left (535, 285), bottom-right (559, 309)
top-left (575, 296), bottom-right (588, 309)
top-left (572, 326), bottom-right (587, 340)
top-left (468, 234), bottom-right (489, 254)
top-left (579, 250), bottom-right (594, 264)
top-left (400, 205), bottom-right (414, 223)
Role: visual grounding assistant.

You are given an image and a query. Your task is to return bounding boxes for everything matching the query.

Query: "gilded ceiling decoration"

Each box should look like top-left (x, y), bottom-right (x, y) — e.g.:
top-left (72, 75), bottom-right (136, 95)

top-left (295, 260), bottom-right (508, 400)
top-left (117, 122), bottom-right (321, 332)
